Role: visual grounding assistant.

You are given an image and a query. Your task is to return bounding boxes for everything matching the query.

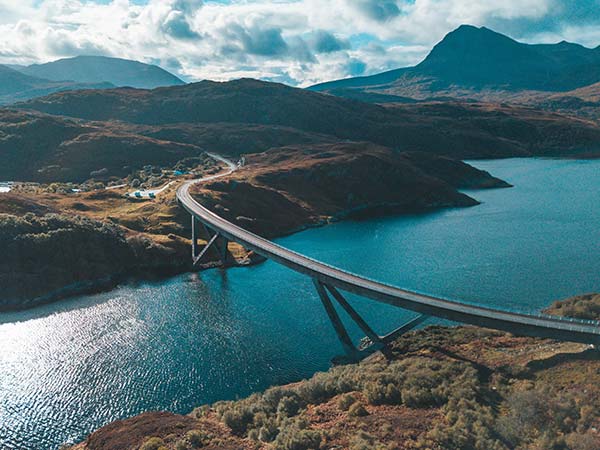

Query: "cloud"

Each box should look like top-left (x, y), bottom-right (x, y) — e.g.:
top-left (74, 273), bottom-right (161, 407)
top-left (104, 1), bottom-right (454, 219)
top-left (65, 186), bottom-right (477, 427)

top-left (352, 0), bottom-right (401, 22)
top-left (311, 30), bottom-right (351, 53)
top-left (0, 0), bottom-right (597, 86)
top-left (162, 10), bottom-right (201, 39)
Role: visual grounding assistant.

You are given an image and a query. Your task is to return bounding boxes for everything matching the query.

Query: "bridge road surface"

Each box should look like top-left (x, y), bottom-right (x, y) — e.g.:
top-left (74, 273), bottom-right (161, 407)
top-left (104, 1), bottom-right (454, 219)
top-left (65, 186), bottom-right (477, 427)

top-left (177, 155), bottom-right (600, 346)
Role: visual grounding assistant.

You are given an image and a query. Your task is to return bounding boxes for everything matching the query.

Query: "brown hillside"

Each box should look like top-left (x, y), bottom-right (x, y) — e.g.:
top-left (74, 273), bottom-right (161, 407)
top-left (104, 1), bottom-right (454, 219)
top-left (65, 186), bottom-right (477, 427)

top-left (17, 79), bottom-right (600, 159)
top-left (191, 142), bottom-right (506, 237)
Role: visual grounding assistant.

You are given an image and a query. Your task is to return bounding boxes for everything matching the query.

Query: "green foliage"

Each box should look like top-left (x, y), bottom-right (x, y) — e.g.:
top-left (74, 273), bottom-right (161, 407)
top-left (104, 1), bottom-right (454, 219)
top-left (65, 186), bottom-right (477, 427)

top-left (222, 404), bottom-right (255, 435)
top-left (186, 429), bottom-right (209, 448)
top-left (0, 213), bottom-right (137, 305)
top-left (337, 393), bottom-right (357, 411)
top-left (349, 432), bottom-right (389, 450)
top-left (546, 294), bottom-right (600, 320)
top-left (139, 437), bottom-right (167, 450)
top-left (364, 382), bottom-right (401, 406)
top-left (273, 421), bottom-right (322, 450)
top-left (208, 334), bottom-right (599, 450)
top-left (495, 387), bottom-right (588, 448)
top-left (348, 402), bottom-right (369, 417)
top-left (277, 395), bottom-right (301, 419)
top-left (421, 397), bottom-right (506, 450)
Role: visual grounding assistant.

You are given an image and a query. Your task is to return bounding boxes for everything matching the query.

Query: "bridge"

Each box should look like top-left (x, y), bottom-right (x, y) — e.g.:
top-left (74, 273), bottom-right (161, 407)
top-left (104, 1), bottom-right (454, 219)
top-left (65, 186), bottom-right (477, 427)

top-left (177, 155), bottom-right (600, 359)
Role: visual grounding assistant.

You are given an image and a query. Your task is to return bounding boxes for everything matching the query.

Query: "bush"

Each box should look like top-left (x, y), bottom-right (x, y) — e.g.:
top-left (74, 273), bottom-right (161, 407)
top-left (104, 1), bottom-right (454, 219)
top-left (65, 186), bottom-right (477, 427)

top-left (364, 382), bottom-right (401, 406)
top-left (337, 393), bottom-right (357, 411)
top-left (139, 437), bottom-right (167, 450)
top-left (175, 441), bottom-right (188, 450)
top-left (349, 432), bottom-right (388, 450)
top-left (222, 405), bottom-right (255, 435)
top-left (263, 387), bottom-right (301, 413)
top-left (186, 430), bottom-right (209, 448)
top-left (278, 395), bottom-right (302, 418)
top-left (348, 402), bottom-right (369, 417)
top-left (496, 387), bottom-right (579, 447)
top-left (258, 419), bottom-right (279, 443)
top-left (274, 426), bottom-right (322, 450)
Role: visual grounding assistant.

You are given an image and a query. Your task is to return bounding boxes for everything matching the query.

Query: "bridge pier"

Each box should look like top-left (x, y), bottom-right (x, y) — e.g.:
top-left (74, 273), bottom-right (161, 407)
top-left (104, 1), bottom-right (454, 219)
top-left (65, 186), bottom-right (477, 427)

top-left (313, 279), bottom-right (429, 360)
top-left (191, 216), bottom-right (234, 267)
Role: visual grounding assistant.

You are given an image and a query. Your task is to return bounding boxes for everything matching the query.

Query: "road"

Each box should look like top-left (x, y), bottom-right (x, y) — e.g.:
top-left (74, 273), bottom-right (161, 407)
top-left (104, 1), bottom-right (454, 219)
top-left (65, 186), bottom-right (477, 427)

top-left (177, 154), bottom-right (600, 346)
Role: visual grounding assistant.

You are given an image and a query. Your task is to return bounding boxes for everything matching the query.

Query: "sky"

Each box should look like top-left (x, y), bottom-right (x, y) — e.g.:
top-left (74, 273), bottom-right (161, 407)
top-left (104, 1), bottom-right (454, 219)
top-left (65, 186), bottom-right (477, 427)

top-left (0, 0), bottom-right (599, 86)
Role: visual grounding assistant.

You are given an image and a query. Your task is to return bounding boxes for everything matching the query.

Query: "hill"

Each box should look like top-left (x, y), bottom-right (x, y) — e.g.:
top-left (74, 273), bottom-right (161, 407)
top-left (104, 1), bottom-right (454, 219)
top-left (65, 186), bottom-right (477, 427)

top-left (310, 25), bottom-right (600, 101)
top-left (0, 110), bottom-right (204, 182)
top-left (17, 79), bottom-right (600, 159)
top-left (0, 65), bottom-right (113, 105)
top-left (14, 55), bottom-right (184, 89)
top-left (190, 143), bottom-right (508, 237)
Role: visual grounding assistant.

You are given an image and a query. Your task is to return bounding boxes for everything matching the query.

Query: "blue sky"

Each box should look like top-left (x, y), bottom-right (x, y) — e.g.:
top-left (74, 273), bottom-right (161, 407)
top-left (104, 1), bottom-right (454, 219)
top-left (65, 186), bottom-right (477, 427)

top-left (1, 0), bottom-right (599, 86)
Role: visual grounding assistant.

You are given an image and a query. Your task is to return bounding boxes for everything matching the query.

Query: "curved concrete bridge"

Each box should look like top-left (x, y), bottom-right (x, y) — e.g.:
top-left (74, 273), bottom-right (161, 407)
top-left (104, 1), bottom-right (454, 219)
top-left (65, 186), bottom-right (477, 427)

top-left (177, 155), bottom-right (600, 358)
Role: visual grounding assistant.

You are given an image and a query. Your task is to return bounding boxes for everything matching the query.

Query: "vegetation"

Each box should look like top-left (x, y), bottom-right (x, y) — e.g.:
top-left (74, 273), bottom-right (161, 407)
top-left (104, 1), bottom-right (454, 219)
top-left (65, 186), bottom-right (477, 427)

top-left (0, 212), bottom-right (190, 310)
top-left (545, 293), bottom-right (600, 320)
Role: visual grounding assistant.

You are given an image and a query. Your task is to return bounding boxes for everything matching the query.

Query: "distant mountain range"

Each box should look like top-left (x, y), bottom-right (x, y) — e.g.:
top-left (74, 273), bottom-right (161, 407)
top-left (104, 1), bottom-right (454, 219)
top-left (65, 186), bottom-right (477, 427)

top-left (0, 65), bottom-right (114, 105)
top-left (310, 25), bottom-right (600, 104)
top-left (0, 56), bottom-right (184, 105)
top-left (15, 78), bottom-right (600, 165)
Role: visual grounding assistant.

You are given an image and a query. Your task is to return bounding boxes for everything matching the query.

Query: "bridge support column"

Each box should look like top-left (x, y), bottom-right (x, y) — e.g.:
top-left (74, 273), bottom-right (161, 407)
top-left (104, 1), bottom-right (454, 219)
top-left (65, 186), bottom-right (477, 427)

top-left (191, 216), bottom-right (201, 260)
top-left (313, 279), bottom-right (429, 360)
top-left (217, 236), bottom-right (233, 266)
top-left (191, 215), bottom-right (235, 268)
top-left (313, 279), bottom-right (358, 358)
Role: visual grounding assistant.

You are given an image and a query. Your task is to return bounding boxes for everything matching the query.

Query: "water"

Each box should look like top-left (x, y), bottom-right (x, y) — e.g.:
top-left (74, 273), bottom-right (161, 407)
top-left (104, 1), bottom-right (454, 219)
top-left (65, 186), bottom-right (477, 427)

top-left (0, 158), bottom-right (599, 449)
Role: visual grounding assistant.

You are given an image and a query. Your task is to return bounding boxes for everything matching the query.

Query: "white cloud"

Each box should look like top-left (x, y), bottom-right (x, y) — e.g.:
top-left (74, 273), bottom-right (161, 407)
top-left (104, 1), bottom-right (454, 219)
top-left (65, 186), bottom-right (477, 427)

top-left (0, 0), bottom-right (596, 85)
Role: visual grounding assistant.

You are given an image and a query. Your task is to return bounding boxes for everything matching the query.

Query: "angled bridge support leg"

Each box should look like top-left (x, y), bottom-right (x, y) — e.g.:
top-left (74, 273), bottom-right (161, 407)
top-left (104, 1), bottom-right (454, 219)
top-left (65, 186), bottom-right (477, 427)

top-left (191, 215), bottom-right (234, 267)
top-left (313, 279), bottom-right (429, 360)
top-left (313, 279), bottom-right (358, 358)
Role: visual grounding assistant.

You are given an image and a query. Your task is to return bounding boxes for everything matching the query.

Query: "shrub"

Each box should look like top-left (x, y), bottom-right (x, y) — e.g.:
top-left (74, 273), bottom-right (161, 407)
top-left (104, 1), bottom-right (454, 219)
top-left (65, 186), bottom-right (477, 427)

top-left (349, 432), bottom-right (388, 450)
top-left (139, 437), bottom-right (167, 450)
top-left (364, 382), bottom-right (401, 406)
top-left (496, 387), bottom-right (579, 447)
top-left (222, 405), bottom-right (255, 435)
top-left (258, 419), bottom-right (279, 443)
top-left (419, 397), bottom-right (506, 450)
top-left (274, 426), bottom-right (322, 450)
top-left (263, 387), bottom-right (300, 413)
top-left (348, 402), bottom-right (369, 417)
top-left (186, 430), bottom-right (209, 448)
top-left (278, 395), bottom-right (302, 418)
top-left (175, 440), bottom-right (189, 450)
top-left (337, 393), bottom-right (357, 411)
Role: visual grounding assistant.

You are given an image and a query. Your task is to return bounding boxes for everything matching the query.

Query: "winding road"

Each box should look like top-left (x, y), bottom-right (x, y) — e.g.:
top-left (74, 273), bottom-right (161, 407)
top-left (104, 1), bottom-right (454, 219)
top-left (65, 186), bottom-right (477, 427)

top-left (177, 154), bottom-right (600, 346)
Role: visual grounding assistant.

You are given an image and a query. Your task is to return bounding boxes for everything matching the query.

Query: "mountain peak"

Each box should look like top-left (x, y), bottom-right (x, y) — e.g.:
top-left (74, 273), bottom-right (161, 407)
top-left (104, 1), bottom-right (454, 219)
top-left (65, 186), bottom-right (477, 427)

top-left (19, 56), bottom-right (184, 89)
top-left (429, 24), bottom-right (521, 53)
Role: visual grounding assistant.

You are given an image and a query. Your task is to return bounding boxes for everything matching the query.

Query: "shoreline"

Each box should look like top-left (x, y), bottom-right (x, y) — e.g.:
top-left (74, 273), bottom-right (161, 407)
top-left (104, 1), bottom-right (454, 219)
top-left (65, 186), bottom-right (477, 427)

top-left (0, 199), bottom-right (481, 314)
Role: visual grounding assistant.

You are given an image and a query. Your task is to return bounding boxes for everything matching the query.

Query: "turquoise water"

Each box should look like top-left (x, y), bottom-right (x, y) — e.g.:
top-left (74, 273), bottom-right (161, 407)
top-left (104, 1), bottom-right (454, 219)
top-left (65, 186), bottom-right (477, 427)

top-left (0, 158), bottom-right (598, 449)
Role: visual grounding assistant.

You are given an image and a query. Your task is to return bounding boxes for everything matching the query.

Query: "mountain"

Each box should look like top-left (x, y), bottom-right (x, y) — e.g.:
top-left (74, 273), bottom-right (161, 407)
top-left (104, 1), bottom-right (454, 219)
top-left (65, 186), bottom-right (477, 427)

top-left (17, 78), bottom-right (600, 159)
top-left (0, 65), bottom-right (113, 105)
top-left (310, 25), bottom-right (600, 100)
top-left (14, 56), bottom-right (185, 89)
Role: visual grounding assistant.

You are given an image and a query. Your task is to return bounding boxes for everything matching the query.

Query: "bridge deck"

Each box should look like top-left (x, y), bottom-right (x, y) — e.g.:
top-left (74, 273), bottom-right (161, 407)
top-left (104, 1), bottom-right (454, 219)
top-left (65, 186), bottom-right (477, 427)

top-left (177, 179), bottom-right (600, 346)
